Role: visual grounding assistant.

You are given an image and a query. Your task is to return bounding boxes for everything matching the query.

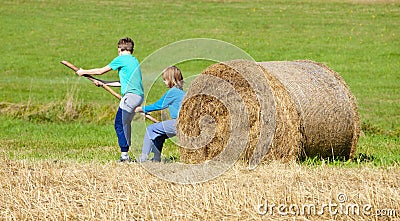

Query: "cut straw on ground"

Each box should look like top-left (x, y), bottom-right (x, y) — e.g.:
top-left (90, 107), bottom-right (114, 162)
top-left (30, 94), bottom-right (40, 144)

top-left (0, 159), bottom-right (398, 220)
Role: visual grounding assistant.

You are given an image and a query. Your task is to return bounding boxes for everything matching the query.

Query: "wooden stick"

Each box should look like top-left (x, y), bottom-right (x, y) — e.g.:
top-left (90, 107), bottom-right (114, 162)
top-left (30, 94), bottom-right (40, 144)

top-left (60, 60), bottom-right (159, 123)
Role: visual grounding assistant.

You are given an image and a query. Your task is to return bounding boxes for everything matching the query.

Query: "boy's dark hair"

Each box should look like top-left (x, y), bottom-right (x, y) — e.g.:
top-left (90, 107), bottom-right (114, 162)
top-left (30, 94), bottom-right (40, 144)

top-left (118, 37), bottom-right (134, 53)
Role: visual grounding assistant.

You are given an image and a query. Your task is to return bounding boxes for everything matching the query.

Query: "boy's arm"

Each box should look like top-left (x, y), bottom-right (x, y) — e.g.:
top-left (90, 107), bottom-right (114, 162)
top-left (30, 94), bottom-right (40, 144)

top-left (76, 65), bottom-right (112, 76)
top-left (87, 77), bottom-right (120, 87)
top-left (102, 80), bottom-right (121, 87)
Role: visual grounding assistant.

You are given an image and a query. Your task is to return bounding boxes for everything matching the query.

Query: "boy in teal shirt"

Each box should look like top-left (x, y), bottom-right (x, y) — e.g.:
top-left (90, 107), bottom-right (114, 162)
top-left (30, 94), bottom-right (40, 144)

top-left (77, 37), bottom-right (143, 162)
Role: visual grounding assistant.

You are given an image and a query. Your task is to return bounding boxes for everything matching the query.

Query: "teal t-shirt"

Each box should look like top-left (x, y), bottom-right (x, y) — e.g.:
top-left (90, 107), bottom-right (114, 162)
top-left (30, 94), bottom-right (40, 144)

top-left (109, 54), bottom-right (144, 97)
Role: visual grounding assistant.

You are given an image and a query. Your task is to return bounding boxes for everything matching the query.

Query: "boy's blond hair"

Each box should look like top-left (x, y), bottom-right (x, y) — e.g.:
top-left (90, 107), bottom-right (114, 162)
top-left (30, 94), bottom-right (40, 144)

top-left (162, 66), bottom-right (184, 90)
top-left (118, 37), bottom-right (134, 53)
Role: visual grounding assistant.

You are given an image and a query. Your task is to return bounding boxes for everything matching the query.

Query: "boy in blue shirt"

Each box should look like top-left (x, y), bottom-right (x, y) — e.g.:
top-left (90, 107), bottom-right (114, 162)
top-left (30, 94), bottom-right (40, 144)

top-left (77, 37), bottom-right (143, 162)
top-left (135, 66), bottom-right (185, 162)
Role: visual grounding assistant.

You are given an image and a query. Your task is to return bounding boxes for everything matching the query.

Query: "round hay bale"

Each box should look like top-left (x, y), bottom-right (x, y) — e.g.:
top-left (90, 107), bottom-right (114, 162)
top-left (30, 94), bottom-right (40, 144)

top-left (177, 59), bottom-right (360, 164)
top-left (177, 60), bottom-right (301, 165)
top-left (258, 60), bottom-right (360, 159)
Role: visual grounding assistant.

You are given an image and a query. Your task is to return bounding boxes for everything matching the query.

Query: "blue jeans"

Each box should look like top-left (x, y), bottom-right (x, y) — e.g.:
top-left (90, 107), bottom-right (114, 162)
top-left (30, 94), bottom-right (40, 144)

top-left (114, 93), bottom-right (143, 152)
top-left (140, 119), bottom-right (177, 162)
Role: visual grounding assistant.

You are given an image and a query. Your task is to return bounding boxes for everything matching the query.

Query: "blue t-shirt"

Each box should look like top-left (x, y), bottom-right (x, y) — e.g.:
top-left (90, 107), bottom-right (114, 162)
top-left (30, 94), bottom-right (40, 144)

top-left (142, 86), bottom-right (185, 119)
top-left (109, 54), bottom-right (144, 97)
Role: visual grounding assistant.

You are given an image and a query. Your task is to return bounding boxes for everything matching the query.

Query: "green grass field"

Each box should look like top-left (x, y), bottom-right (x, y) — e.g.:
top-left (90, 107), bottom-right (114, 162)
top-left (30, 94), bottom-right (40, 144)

top-left (0, 0), bottom-right (399, 165)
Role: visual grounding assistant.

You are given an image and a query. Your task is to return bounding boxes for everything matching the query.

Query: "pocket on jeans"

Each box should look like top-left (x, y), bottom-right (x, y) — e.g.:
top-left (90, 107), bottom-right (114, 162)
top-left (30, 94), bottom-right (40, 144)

top-left (123, 98), bottom-right (134, 113)
top-left (120, 94), bottom-right (142, 113)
